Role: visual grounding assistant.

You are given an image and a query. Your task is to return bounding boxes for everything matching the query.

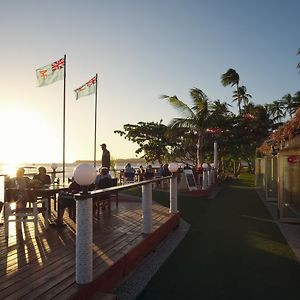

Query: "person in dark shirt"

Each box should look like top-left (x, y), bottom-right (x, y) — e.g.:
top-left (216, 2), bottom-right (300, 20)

top-left (56, 180), bottom-right (81, 226)
top-left (95, 167), bottom-right (112, 188)
top-left (33, 166), bottom-right (51, 185)
top-left (161, 163), bottom-right (171, 177)
top-left (144, 164), bottom-right (155, 180)
top-left (101, 143), bottom-right (111, 170)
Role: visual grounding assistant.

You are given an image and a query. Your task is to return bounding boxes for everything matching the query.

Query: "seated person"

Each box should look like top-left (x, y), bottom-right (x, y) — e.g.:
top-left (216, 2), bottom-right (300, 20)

top-left (56, 180), bottom-right (94, 226)
top-left (124, 163), bottom-right (135, 182)
top-left (95, 167), bottom-right (113, 211)
top-left (95, 167), bottom-right (112, 188)
top-left (161, 163), bottom-right (172, 177)
top-left (7, 168), bottom-right (31, 209)
top-left (137, 165), bottom-right (145, 181)
top-left (144, 164), bottom-right (155, 180)
top-left (33, 166), bottom-right (51, 185)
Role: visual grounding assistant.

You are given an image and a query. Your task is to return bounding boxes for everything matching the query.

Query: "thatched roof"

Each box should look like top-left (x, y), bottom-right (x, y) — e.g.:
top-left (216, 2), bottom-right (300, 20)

top-left (259, 108), bottom-right (300, 154)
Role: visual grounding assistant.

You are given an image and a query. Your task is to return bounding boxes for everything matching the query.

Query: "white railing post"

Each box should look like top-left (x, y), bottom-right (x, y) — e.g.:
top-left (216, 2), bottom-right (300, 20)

top-left (207, 169), bottom-right (212, 187)
top-left (202, 170), bottom-right (208, 190)
top-left (211, 168), bottom-right (215, 185)
top-left (75, 196), bottom-right (93, 284)
top-left (142, 182), bottom-right (152, 234)
top-left (170, 176), bottom-right (178, 214)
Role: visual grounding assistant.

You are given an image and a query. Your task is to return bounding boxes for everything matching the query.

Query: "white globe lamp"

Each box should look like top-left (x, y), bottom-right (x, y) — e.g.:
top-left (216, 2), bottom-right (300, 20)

top-left (51, 162), bottom-right (58, 170)
top-left (168, 162), bottom-right (179, 173)
top-left (202, 163), bottom-right (208, 170)
top-left (73, 164), bottom-right (97, 193)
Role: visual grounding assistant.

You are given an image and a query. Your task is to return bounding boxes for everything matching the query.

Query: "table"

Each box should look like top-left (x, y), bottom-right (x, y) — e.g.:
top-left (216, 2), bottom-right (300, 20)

top-left (6, 184), bottom-right (69, 224)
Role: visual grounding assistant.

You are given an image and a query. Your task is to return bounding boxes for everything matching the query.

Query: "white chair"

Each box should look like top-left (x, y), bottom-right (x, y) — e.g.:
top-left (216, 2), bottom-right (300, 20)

top-left (4, 189), bottom-right (49, 239)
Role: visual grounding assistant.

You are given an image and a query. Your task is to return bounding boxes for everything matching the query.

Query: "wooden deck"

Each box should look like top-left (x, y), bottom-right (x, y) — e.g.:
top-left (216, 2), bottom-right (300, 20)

top-left (0, 196), bottom-right (180, 299)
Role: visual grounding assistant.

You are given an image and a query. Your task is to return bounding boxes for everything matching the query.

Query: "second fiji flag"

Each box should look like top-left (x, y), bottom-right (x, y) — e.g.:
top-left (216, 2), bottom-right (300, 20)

top-left (74, 75), bottom-right (97, 100)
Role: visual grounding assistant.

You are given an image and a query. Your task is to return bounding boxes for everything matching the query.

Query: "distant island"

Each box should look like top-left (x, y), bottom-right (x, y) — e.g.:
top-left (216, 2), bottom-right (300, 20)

top-left (74, 158), bottom-right (147, 165)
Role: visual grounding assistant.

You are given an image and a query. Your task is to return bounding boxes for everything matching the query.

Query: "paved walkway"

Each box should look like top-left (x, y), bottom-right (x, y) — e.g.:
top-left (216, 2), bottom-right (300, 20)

top-left (119, 174), bottom-right (300, 300)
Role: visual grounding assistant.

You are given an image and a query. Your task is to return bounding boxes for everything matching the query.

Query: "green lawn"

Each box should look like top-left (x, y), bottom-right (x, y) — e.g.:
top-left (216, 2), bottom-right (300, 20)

top-left (137, 173), bottom-right (300, 300)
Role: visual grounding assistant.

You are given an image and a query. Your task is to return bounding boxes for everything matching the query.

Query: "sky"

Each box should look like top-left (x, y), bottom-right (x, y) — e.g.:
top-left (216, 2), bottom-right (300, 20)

top-left (0, 0), bottom-right (299, 164)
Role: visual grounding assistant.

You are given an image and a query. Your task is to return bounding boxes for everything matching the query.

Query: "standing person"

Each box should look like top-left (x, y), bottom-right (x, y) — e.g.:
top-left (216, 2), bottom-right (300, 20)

top-left (101, 143), bottom-right (110, 170)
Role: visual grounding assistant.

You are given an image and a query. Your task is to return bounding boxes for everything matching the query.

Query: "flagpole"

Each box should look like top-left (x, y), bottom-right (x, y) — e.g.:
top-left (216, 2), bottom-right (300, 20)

top-left (93, 73), bottom-right (98, 168)
top-left (63, 54), bottom-right (66, 182)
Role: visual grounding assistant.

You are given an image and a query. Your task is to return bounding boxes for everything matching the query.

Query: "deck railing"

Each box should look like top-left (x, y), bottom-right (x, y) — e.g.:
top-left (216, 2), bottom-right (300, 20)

top-left (74, 175), bottom-right (177, 284)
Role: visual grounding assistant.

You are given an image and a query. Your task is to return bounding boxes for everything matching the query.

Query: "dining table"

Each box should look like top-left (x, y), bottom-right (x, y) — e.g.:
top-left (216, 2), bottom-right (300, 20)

top-left (5, 183), bottom-right (69, 224)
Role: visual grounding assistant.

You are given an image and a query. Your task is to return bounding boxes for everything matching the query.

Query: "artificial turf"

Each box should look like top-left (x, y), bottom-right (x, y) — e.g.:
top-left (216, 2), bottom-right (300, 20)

top-left (137, 173), bottom-right (300, 300)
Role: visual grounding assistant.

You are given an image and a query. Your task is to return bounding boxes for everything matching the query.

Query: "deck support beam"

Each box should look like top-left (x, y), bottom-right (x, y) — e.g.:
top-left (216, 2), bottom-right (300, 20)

top-left (142, 183), bottom-right (152, 234)
top-left (76, 197), bottom-right (93, 284)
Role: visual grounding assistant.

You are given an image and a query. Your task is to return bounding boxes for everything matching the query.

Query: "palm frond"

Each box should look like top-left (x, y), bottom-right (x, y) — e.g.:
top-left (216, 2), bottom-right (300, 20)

top-left (160, 94), bottom-right (194, 118)
top-left (168, 117), bottom-right (194, 129)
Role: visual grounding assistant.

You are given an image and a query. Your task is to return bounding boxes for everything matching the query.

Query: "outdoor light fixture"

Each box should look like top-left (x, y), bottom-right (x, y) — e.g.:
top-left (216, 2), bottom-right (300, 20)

top-left (202, 163), bottom-right (208, 169)
top-left (168, 162), bottom-right (179, 173)
top-left (73, 164), bottom-right (97, 193)
top-left (51, 163), bottom-right (58, 170)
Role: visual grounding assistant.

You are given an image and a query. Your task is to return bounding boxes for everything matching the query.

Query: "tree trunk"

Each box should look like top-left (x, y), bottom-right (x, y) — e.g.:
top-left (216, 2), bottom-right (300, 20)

top-left (196, 132), bottom-right (205, 166)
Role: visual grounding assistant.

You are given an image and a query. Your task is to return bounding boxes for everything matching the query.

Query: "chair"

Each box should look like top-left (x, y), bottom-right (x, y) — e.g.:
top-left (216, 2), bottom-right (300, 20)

top-left (123, 172), bottom-right (135, 184)
top-left (94, 177), bottom-right (119, 217)
top-left (4, 189), bottom-right (49, 239)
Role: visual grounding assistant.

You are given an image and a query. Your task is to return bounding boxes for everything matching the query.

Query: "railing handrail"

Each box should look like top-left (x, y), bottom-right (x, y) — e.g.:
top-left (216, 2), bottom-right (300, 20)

top-left (74, 175), bottom-right (173, 200)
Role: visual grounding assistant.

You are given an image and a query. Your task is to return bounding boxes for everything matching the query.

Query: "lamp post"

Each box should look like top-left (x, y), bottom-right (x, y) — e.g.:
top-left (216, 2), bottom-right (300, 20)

top-left (214, 141), bottom-right (218, 170)
top-left (202, 163), bottom-right (208, 190)
top-left (51, 162), bottom-right (58, 184)
top-left (73, 163), bottom-right (97, 285)
top-left (168, 162), bottom-right (179, 214)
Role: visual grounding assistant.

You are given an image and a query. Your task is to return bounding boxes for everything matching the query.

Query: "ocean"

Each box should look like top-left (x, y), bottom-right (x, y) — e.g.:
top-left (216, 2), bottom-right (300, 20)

top-left (0, 161), bottom-right (166, 203)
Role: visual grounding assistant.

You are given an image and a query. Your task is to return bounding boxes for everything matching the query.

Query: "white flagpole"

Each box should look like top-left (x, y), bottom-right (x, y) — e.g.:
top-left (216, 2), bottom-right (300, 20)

top-left (63, 54), bottom-right (66, 182)
top-left (93, 74), bottom-right (98, 168)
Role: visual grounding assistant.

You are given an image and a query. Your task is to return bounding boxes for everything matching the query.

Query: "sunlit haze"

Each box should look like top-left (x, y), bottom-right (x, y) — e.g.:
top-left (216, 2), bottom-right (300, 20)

top-left (0, 0), bottom-right (299, 164)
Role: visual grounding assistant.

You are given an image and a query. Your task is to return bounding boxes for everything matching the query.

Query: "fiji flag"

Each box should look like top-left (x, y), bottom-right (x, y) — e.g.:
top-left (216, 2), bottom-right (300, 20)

top-left (74, 75), bottom-right (97, 100)
top-left (36, 57), bottom-right (65, 87)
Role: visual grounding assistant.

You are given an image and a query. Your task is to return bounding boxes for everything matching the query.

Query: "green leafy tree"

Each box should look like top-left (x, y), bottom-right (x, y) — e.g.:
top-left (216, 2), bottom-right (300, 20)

top-left (114, 120), bottom-right (172, 163)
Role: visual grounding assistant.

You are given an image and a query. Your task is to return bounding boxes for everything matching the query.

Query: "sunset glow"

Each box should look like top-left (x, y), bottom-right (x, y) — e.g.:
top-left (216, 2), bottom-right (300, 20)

top-left (0, 1), bottom-right (299, 164)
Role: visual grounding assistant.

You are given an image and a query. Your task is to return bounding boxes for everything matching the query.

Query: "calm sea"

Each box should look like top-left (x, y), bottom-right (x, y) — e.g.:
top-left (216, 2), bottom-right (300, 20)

top-left (0, 161), bottom-right (163, 203)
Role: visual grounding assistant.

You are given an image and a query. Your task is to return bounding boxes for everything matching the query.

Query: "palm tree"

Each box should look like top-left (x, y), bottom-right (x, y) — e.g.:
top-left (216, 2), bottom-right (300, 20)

top-left (281, 93), bottom-right (294, 119)
top-left (221, 68), bottom-right (240, 88)
top-left (161, 88), bottom-right (215, 166)
top-left (232, 86), bottom-right (252, 114)
top-left (221, 68), bottom-right (242, 113)
top-left (266, 100), bottom-right (285, 123)
top-left (292, 91), bottom-right (300, 115)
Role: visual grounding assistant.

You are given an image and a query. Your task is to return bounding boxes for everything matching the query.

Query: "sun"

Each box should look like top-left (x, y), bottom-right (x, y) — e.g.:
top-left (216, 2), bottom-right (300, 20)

top-left (1, 164), bottom-right (19, 177)
top-left (0, 103), bottom-right (60, 164)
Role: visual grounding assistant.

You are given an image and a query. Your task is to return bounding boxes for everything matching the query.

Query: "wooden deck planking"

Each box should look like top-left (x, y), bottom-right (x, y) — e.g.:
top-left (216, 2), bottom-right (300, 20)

top-left (0, 198), bottom-right (180, 299)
